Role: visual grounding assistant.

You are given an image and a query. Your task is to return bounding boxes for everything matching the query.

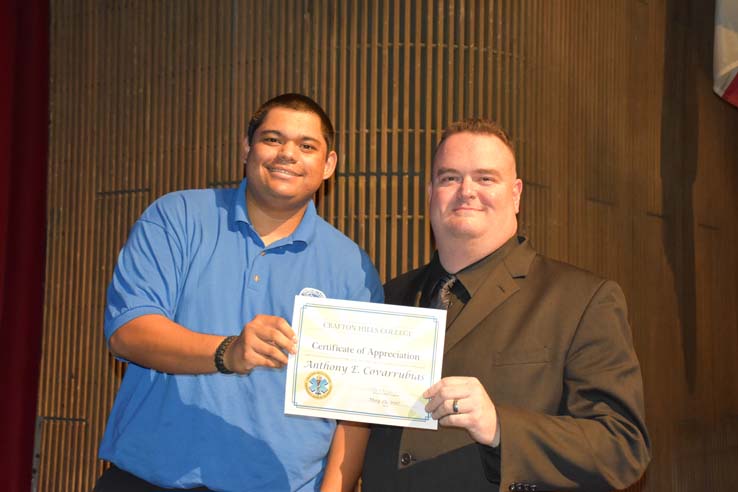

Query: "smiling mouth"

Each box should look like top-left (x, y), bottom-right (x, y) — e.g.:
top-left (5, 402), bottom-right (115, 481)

top-left (266, 165), bottom-right (302, 177)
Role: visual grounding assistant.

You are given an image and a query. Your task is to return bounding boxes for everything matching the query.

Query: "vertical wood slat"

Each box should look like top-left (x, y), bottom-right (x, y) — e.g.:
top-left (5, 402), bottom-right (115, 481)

top-left (410, 0), bottom-right (422, 277)
top-left (368, 0), bottom-right (380, 270)
top-left (74, 4), bottom-right (98, 487)
top-left (424, 0), bottom-right (436, 263)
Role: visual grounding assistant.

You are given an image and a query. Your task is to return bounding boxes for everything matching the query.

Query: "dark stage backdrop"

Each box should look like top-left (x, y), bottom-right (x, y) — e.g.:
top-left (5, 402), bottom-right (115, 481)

top-left (0, 1), bottom-right (49, 491)
top-left (0, 0), bottom-right (49, 491)
top-left (36, 1), bottom-right (738, 491)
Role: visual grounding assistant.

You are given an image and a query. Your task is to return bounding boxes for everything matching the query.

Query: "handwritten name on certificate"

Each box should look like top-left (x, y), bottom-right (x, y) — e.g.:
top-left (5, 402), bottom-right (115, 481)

top-left (284, 296), bottom-right (446, 430)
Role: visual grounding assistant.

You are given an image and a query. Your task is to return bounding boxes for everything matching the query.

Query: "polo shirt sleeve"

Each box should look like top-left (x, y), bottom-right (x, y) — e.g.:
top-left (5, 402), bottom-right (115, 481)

top-left (104, 202), bottom-right (187, 345)
top-left (355, 249), bottom-right (385, 304)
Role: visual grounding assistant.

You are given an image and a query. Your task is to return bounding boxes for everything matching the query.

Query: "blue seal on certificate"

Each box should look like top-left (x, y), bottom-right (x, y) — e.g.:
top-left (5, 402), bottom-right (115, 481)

top-left (305, 371), bottom-right (332, 399)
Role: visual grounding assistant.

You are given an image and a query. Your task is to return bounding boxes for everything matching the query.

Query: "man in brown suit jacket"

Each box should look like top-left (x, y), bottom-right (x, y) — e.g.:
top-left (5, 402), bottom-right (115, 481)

top-left (361, 119), bottom-right (651, 491)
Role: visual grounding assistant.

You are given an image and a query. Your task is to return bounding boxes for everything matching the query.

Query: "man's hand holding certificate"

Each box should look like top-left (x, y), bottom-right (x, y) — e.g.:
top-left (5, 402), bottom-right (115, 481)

top-left (284, 296), bottom-right (446, 429)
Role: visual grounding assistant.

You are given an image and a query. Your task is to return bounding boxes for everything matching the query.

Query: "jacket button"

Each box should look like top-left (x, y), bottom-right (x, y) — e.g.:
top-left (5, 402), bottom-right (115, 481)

top-left (399, 452), bottom-right (414, 466)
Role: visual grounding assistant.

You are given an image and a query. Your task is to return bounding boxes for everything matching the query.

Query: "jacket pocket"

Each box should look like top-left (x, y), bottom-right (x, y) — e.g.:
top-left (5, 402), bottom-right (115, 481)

top-left (492, 347), bottom-right (549, 366)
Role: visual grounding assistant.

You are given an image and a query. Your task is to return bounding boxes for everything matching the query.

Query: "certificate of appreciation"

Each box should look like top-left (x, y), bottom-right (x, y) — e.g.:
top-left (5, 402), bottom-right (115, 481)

top-left (284, 296), bottom-right (446, 430)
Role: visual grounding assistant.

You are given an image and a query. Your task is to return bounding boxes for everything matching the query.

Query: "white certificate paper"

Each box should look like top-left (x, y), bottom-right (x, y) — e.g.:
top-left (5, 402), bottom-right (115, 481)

top-left (284, 296), bottom-right (446, 429)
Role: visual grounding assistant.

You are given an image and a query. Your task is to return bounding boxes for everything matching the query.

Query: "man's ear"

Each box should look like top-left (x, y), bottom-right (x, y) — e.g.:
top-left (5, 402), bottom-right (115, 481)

top-left (241, 138), bottom-right (250, 177)
top-left (322, 150), bottom-right (338, 180)
top-left (427, 161), bottom-right (435, 204)
top-left (512, 178), bottom-right (523, 214)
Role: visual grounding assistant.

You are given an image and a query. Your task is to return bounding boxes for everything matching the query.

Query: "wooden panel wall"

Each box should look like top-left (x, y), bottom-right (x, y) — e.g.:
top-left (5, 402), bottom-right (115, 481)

top-left (38, 0), bottom-right (738, 490)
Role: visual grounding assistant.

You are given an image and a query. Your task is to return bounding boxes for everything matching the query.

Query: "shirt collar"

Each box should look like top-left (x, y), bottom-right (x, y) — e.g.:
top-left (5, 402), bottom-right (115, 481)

top-left (230, 177), bottom-right (318, 246)
top-left (455, 234), bottom-right (521, 298)
top-left (232, 178), bottom-right (250, 225)
top-left (425, 234), bottom-right (521, 305)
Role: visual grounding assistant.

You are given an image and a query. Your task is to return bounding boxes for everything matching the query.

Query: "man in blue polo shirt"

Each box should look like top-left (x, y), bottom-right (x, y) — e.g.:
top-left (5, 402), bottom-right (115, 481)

top-left (93, 93), bottom-right (383, 492)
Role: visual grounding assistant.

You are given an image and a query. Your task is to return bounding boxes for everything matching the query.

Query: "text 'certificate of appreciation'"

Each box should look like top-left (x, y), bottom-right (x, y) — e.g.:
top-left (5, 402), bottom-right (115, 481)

top-left (284, 296), bottom-right (446, 430)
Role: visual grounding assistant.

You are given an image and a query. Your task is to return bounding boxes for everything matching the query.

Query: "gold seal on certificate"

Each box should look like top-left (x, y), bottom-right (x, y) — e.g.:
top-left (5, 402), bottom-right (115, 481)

top-left (304, 371), bottom-right (332, 399)
top-left (284, 296), bottom-right (446, 430)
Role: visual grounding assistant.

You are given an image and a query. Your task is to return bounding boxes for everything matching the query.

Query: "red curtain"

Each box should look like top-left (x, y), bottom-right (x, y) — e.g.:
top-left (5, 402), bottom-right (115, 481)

top-left (0, 0), bottom-right (49, 490)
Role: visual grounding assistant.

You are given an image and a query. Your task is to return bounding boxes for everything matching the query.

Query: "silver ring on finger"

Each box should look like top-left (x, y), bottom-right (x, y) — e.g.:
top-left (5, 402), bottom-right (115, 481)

top-left (452, 399), bottom-right (459, 413)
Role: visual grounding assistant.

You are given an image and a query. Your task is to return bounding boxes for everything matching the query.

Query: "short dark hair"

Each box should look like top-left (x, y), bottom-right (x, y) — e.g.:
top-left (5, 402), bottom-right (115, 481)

top-left (435, 118), bottom-right (514, 158)
top-left (247, 93), bottom-right (335, 151)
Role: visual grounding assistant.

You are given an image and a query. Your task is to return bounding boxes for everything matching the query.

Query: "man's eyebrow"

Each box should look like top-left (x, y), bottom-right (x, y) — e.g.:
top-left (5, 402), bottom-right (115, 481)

top-left (475, 168), bottom-right (503, 176)
top-left (434, 166), bottom-right (502, 176)
top-left (434, 166), bottom-right (460, 175)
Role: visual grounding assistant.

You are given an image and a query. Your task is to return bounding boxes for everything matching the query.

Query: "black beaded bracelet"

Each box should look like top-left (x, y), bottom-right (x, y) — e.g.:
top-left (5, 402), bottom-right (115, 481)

top-left (214, 336), bottom-right (238, 374)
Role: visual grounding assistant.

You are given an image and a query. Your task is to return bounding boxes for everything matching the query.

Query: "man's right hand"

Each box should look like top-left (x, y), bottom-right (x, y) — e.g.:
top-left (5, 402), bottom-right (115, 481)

top-left (224, 315), bottom-right (297, 374)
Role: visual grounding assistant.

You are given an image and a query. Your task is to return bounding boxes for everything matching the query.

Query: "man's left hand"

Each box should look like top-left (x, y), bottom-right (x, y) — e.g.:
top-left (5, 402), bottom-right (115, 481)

top-left (424, 376), bottom-right (501, 447)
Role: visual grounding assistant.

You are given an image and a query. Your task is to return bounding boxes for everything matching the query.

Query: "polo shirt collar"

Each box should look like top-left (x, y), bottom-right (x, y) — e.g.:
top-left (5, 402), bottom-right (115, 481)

top-left (230, 178), bottom-right (318, 245)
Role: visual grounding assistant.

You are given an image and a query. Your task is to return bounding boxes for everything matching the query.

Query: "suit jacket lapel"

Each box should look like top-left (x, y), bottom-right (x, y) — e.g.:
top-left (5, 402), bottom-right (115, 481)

top-left (406, 265), bottom-right (431, 307)
top-left (444, 239), bottom-right (537, 354)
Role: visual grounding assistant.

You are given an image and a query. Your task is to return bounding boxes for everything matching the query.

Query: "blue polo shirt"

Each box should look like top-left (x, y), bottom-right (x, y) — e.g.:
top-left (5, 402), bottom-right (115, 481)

top-left (99, 178), bottom-right (383, 491)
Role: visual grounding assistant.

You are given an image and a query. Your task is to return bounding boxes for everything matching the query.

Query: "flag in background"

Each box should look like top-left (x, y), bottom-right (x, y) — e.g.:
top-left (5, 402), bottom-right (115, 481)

top-left (714, 0), bottom-right (738, 107)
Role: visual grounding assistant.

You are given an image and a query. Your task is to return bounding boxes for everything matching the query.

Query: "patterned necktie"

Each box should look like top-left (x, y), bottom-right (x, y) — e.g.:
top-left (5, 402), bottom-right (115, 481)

top-left (430, 274), bottom-right (457, 310)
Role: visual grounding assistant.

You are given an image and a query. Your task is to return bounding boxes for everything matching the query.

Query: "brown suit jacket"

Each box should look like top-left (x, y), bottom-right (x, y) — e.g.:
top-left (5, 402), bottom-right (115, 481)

top-left (362, 237), bottom-right (650, 492)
